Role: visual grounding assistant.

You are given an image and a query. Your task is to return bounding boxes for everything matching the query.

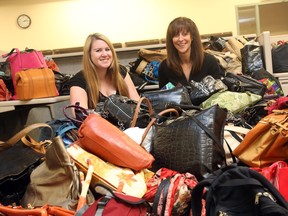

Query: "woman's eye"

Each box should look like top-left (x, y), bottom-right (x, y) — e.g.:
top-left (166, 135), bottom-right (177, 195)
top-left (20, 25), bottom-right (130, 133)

top-left (105, 48), bottom-right (111, 52)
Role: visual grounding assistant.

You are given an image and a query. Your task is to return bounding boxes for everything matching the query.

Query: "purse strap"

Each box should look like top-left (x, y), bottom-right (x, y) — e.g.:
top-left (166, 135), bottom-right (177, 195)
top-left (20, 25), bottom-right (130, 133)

top-left (1, 48), bottom-right (20, 58)
top-left (63, 102), bottom-right (90, 127)
top-left (130, 96), bottom-right (154, 128)
top-left (189, 114), bottom-right (221, 146)
top-left (0, 123), bottom-right (53, 153)
top-left (140, 108), bottom-right (179, 145)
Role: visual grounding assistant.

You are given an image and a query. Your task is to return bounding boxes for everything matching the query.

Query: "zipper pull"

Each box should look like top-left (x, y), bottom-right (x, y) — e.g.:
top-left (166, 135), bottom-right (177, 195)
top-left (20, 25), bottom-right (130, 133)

top-left (263, 192), bottom-right (276, 202)
top-left (255, 192), bottom-right (263, 204)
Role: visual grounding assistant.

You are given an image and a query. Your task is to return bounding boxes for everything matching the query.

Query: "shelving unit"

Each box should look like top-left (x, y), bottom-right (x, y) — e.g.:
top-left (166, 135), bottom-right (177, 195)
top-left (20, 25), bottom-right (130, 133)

top-left (48, 43), bottom-right (166, 76)
top-left (257, 31), bottom-right (288, 95)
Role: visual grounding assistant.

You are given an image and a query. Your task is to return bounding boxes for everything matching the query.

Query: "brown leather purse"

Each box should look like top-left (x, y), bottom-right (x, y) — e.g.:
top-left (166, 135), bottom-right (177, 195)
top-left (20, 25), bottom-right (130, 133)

top-left (78, 113), bottom-right (155, 171)
top-left (15, 68), bottom-right (58, 100)
top-left (233, 109), bottom-right (288, 168)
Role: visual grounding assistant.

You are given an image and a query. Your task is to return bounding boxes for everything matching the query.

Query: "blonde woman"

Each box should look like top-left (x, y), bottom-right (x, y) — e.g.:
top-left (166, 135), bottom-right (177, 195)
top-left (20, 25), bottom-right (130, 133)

top-left (69, 33), bottom-right (140, 109)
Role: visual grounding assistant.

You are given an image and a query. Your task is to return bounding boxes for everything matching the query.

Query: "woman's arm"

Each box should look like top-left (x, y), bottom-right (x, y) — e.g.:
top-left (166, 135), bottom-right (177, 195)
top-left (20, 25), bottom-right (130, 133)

top-left (70, 86), bottom-right (89, 109)
top-left (158, 60), bottom-right (170, 89)
top-left (124, 72), bottom-right (140, 101)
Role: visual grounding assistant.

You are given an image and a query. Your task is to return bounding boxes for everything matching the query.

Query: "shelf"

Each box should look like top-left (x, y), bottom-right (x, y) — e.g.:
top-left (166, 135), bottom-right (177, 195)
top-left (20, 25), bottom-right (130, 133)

top-left (46, 43), bottom-right (166, 59)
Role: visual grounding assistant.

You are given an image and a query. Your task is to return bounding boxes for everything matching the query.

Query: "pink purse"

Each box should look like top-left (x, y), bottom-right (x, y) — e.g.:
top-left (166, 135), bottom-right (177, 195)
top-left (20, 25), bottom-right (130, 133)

top-left (2, 48), bottom-right (48, 98)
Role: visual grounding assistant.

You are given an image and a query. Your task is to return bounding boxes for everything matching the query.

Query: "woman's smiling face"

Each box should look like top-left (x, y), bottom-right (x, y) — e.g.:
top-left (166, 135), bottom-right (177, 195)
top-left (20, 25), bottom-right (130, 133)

top-left (90, 39), bottom-right (113, 70)
top-left (172, 30), bottom-right (192, 55)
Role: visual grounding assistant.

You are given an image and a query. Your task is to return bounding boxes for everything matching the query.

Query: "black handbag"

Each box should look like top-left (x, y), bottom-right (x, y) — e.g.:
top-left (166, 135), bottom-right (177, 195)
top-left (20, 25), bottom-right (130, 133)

top-left (272, 43), bottom-right (288, 73)
top-left (144, 105), bottom-right (227, 180)
top-left (53, 71), bottom-right (72, 96)
top-left (222, 72), bottom-right (267, 97)
top-left (0, 123), bottom-right (52, 205)
top-left (240, 44), bottom-right (265, 75)
top-left (103, 95), bottom-right (154, 130)
top-left (142, 86), bottom-right (192, 114)
top-left (188, 75), bottom-right (227, 106)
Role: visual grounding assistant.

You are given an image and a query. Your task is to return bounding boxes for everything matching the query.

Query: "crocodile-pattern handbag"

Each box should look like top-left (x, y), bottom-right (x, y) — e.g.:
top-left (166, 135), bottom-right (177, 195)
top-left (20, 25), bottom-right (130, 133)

top-left (144, 105), bottom-right (227, 180)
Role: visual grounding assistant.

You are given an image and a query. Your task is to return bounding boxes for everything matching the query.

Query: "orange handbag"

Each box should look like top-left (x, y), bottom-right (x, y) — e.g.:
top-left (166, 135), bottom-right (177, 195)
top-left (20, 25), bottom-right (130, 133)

top-left (0, 204), bottom-right (75, 216)
top-left (233, 109), bottom-right (288, 168)
top-left (78, 113), bottom-right (155, 171)
top-left (15, 68), bottom-right (58, 100)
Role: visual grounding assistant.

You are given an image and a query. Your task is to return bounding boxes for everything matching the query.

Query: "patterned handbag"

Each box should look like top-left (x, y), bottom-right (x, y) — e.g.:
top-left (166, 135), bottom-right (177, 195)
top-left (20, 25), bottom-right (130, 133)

top-left (201, 90), bottom-right (262, 114)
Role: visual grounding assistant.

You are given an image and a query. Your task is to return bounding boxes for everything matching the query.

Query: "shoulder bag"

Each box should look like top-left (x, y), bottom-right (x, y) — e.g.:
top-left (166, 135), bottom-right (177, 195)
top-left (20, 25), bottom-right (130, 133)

top-left (78, 113), bottom-right (155, 171)
top-left (78, 183), bottom-right (150, 216)
top-left (103, 95), bottom-right (154, 130)
top-left (143, 104), bottom-right (227, 180)
top-left (233, 109), bottom-right (288, 168)
top-left (142, 86), bottom-right (193, 114)
top-left (2, 48), bottom-right (48, 98)
top-left (188, 75), bottom-right (227, 106)
top-left (222, 72), bottom-right (267, 97)
top-left (21, 136), bottom-right (86, 211)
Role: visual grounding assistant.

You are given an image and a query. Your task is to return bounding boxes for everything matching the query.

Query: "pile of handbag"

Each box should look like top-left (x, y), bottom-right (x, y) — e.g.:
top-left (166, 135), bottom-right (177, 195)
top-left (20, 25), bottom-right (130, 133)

top-left (128, 48), bottom-right (167, 88)
top-left (1, 48), bottom-right (59, 100)
top-left (1, 86), bottom-right (288, 215)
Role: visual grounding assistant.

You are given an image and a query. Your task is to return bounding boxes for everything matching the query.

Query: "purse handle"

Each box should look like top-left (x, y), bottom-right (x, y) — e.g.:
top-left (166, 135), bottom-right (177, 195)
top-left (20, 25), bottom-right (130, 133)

top-left (130, 96), bottom-right (154, 128)
top-left (140, 108), bottom-right (179, 146)
top-left (0, 123), bottom-right (53, 153)
top-left (63, 102), bottom-right (90, 127)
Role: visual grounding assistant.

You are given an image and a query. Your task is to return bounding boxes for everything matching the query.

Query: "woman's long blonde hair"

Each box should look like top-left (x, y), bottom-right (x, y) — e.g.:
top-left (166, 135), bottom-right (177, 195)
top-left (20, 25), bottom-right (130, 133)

top-left (166, 17), bottom-right (204, 76)
top-left (82, 33), bottom-right (129, 108)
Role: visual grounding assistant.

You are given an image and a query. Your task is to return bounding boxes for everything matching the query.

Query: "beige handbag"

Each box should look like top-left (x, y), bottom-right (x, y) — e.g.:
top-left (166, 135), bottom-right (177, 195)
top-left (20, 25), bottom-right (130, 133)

top-left (224, 125), bottom-right (250, 165)
top-left (21, 136), bottom-right (91, 211)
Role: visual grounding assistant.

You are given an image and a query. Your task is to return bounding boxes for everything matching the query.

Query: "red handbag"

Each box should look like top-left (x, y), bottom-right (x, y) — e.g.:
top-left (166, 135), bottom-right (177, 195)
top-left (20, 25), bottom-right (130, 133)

top-left (0, 79), bottom-right (12, 101)
top-left (82, 184), bottom-right (150, 216)
top-left (78, 113), bottom-right (154, 171)
top-left (252, 161), bottom-right (288, 201)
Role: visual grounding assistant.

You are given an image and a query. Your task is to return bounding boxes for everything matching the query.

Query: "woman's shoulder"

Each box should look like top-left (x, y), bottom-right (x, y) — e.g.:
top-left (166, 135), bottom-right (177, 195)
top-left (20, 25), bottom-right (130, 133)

top-left (119, 64), bottom-right (128, 78)
top-left (68, 71), bottom-right (86, 88)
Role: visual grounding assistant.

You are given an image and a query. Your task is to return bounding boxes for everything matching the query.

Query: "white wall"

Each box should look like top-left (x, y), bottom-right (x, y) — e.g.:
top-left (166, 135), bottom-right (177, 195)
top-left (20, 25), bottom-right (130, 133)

top-left (0, 0), bottom-right (261, 52)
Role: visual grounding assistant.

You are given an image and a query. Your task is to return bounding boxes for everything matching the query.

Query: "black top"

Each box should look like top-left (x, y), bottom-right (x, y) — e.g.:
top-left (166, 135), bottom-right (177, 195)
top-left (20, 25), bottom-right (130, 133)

top-left (68, 66), bottom-right (127, 102)
top-left (158, 53), bottom-right (225, 89)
